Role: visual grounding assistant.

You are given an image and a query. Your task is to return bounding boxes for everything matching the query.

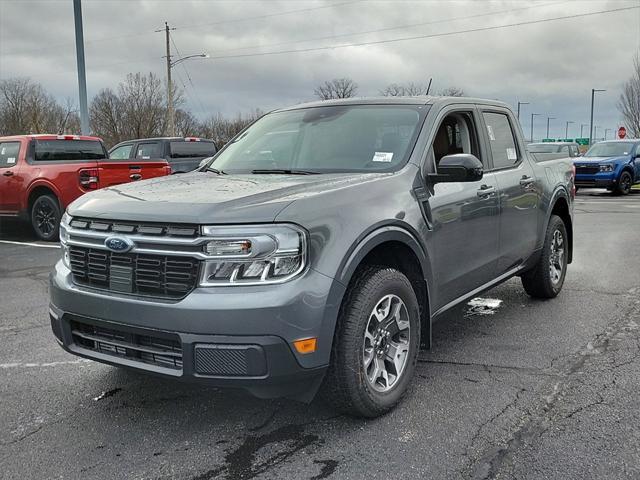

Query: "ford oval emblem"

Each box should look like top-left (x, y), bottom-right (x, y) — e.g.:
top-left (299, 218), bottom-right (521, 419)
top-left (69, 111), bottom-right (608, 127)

top-left (104, 236), bottom-right (134, 253)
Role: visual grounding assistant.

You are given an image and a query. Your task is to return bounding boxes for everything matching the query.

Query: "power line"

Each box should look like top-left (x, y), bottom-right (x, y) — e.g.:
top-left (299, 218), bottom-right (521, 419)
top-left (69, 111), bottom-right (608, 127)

top-left (209, 0), bottom-right (567, 55)
top-left (202, 5), bottom-right (639, 61)
top-left (169, 33), bottom-right (208, 118)
top-left (172, 0), bottom-right (361, 30)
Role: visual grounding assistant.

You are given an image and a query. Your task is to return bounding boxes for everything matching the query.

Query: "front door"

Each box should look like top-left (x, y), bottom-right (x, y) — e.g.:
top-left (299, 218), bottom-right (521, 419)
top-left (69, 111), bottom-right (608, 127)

top-left (423, 108), bottom-right (500, 310)
top-left (480, 110), bottom-right (540, 273)
top-left (0, 141), bottom-right (23, 214)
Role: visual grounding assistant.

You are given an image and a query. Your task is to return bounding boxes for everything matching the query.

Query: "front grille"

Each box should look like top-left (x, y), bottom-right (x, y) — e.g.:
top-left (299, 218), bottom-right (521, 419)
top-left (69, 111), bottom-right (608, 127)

top-left (70, 318), bottom-right (183, 371)
top-left (575, 165), bottom-right (600, 175)
top-left (69, 217), bottom-right (199, 237)
top-left (69, 246), bottom-right (199, 299)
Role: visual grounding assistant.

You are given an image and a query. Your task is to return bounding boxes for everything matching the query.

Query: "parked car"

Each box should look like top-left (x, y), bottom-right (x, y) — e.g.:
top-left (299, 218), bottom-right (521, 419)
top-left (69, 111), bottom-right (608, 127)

top-left (50, 97), bottom-right (575, 417)
top-left (528, 142), bottom-right (581, 162)
top-left (109, 137), bottom-right (217, 173)
top-left (574, 139), bottom-right (640, 195)
top-left (0, 134), bottom-right (171, 240)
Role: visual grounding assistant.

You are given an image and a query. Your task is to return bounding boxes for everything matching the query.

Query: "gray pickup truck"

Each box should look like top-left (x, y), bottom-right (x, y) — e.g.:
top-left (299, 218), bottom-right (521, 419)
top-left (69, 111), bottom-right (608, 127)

top-left (50, 97), bottom-right (575, 417)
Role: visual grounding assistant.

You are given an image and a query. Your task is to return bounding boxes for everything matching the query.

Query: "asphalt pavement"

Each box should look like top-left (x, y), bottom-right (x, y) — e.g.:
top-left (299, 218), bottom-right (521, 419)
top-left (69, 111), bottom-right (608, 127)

top-left (1, 189), bottom-right (639, 480)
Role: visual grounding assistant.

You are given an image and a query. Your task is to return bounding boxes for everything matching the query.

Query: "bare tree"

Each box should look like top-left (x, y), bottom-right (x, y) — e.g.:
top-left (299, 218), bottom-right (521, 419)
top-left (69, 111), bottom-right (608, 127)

top-left (380, 82), bottom-right (430, 96)
top-left (618, 53), bottom-right (640, 138)
top-left (314, 78), bottom-right (358, 100)
top-left (0, 78), bottom-right (75, 135)
top-left (438, 86), bottom-right (465, 97)
top-left (198, 109), bottom-right (263, 149)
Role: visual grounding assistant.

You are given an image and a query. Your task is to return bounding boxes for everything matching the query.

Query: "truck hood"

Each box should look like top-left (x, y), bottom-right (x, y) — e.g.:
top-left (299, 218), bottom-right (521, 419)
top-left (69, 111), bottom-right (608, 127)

top-left (67, 171), bottom-right (388, 224)
top-left (574, 155), bottom-right (629, 165)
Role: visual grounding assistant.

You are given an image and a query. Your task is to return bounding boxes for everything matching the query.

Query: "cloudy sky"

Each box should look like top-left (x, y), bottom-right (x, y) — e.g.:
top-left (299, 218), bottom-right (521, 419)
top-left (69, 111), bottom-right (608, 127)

top-left (1, 0), bottom-right (639, 140)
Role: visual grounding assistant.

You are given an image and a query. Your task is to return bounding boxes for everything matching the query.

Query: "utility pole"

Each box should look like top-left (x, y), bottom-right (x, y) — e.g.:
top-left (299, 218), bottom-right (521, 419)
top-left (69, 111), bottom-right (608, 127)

top-left (530, 113), bottom-right (539, 143)
top-left (565, 120), bottom-right (574, 140)
top-left (589, 88), bottom-right (605, 145)
top-left (517, 101), bottom-right (529, 121)
top-left (73, 0), bottom-right (89, 134)
top-left (546, 117), bottom-right (555, 139)
top-left (164, 22), bottom-right (175, 137)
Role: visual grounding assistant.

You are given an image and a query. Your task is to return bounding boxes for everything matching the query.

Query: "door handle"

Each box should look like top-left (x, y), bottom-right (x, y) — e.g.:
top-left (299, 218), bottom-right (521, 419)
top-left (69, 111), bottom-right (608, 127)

top-left (130, 173), bottom-right (142, 181)
top-left (519, 175), bottom-right (535, 186)
top-left (477, 185), bottom-right (496, 197)
top-left (2, 170), bottom-right (13, 177)
top-left (129, 165), bottom-right (141, 170)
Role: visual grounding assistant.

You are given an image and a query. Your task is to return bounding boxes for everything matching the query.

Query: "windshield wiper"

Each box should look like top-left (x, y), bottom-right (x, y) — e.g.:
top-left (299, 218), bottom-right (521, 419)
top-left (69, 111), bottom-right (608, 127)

top-left (250, 169), bottom-right (319, 175)
top-left (206, 167), bottom-right (227, 175)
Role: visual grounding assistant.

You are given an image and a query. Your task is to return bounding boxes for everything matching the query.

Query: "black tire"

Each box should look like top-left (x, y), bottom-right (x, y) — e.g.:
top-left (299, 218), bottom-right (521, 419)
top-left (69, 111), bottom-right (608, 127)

top-left (521, 214), bottom-right (568, 298)
top-left (615, 171), bottom-right (632, 195)
top-left (320, 266), bottom-right (420, 418)
top-left (30, 194), bottom-right (61, 241)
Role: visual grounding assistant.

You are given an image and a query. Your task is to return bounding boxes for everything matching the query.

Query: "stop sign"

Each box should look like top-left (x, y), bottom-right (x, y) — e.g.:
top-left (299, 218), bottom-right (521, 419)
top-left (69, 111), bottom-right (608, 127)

top-left (618, 126), bottom-right (627, 139)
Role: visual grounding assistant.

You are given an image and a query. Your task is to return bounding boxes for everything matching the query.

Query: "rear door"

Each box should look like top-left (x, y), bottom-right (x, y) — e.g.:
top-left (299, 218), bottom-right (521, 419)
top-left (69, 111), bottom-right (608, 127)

top-left (479, 108), bottom-right (541, 273)
top-left (0, 140), bottom-right (23, 213)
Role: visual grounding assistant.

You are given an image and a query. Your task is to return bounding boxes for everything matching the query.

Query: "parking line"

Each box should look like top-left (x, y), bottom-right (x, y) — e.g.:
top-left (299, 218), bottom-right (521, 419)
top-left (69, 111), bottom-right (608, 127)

top-left (0, 359), bottom-right (92, 369)
top-left (0, 240), bottom-right (60, 249)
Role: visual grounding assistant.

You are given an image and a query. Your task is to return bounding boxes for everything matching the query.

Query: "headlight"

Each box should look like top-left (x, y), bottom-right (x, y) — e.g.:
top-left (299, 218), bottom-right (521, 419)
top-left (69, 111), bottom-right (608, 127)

top-left (60, 212), bottom-right (71, 268)
top-left (599, 164), bottom-right (614, 172)
top-left (199, 224), bottom-right (307, 286)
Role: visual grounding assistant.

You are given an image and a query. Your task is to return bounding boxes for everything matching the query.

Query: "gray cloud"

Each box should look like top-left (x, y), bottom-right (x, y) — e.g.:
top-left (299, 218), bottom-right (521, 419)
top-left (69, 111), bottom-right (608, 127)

top-left (1, 0), bottom-right (638, 139)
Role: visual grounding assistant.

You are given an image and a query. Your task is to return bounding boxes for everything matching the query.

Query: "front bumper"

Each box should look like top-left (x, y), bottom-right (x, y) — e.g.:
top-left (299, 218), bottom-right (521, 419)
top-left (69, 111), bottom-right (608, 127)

top-left (50, 261), bottom-right (345, 400)
top-left (575, 172), bottom-right (616, 188)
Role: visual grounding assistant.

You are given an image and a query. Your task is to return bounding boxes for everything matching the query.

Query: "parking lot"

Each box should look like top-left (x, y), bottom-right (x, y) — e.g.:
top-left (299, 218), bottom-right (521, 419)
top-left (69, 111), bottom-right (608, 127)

top-left (1, 190), bottom-right (639, 479)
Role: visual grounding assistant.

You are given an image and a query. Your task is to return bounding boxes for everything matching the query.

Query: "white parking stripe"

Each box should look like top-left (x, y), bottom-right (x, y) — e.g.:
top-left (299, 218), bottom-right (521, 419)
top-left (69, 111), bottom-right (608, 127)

top-left (0, 359), bottom-right (91, 369)
top-left (0, 240), bottom-right (60, 249)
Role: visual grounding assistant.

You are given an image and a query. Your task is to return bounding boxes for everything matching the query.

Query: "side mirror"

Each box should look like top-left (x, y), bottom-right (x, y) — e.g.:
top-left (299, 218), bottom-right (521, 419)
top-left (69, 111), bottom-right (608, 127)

top-left (429, 154), bottom-right (483, 183)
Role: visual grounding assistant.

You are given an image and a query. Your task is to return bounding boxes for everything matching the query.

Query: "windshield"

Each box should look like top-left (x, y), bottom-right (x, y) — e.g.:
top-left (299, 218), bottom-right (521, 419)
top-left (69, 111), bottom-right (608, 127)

top-left (528, 144), bottom-right (568, 153)
top-left (206, 105), bottom-right (427, 174)
top-left (584, 142), bottom-right (635, 157)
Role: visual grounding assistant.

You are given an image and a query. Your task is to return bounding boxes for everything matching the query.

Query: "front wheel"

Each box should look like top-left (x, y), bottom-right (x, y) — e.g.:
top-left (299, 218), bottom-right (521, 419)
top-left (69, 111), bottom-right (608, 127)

top-left (30, 194), bottom-right (61, 241)
top-left (320, 266), bottom-right (420, 417)
top-left (521, 214), bottom-right (568, 298)
top-left (615, 171), bottom-right (632, 195)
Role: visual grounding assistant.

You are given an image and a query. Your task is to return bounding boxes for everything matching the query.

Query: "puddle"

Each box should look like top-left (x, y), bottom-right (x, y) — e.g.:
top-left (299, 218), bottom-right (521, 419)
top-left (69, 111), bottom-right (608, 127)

top-left (465, 297), bottom-right (503, 317)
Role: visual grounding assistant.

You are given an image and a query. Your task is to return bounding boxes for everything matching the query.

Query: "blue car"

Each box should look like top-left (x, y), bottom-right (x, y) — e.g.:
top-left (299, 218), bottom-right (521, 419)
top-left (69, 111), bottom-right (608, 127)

top-left (574, 140), bottom-right (640, 195)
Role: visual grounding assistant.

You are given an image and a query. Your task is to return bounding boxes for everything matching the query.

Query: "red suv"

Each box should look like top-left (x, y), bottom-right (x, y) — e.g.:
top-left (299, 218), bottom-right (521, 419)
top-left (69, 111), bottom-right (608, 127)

top-left (0, 134), bottom-right (171, 240)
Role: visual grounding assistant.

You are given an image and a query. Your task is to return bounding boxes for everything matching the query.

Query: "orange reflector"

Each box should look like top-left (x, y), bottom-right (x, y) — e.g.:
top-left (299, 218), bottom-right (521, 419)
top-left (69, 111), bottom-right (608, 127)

top-left (293, 338), bottom-right (317, 354)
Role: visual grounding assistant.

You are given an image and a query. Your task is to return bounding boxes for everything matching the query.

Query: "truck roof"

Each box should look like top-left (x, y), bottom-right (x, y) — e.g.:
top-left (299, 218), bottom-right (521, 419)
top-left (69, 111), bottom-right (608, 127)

top-left (0, 134), bottom-right (103, 142)
top-left (112, 137), bottom-right (215, 144)
top-left (275, 96), bottom-right (513, 112)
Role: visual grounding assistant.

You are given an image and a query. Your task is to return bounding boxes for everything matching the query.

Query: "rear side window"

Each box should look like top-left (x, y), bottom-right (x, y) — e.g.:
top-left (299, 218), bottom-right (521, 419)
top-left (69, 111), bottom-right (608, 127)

top-left (33, 140), bottom-right (107, 161)
top-left (169, 141), bottom-right (216, 158)
top-left (136, 142), bottom-right (161, 159)
top-left (109, 144), bottom-right (133, 160)
top-left (482, 112), bottom-right (519, 169)
top-left (0, 142), bottom-right (20, 168)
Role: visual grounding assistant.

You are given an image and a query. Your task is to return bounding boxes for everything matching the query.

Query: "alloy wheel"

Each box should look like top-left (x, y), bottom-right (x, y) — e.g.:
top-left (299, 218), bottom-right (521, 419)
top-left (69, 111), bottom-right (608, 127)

top-left (548, 229), bottom-right (565, 286)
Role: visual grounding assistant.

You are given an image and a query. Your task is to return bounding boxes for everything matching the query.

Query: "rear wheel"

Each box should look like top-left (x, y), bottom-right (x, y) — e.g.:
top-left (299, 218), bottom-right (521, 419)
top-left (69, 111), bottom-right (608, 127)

top-left (521, 214), bottom-right (567, 298)
top-left (320, 266), bottom-right (420, 417)
top-left (30, 194), bottom-right (61, 241)
top-left (615, 171), bottom-right (632, 195)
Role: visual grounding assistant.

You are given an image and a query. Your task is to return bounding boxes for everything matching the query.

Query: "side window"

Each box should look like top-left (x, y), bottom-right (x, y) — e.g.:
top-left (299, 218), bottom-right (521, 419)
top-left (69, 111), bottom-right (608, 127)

top-left (136, 142), bottom-right (161, 159)
top-left (432, 112), bottom-right (481, 166)
top-left (109, 144), bottom-right (133, 160)
top-left (0, 142), bottom-right (20, 168)
top-left (482, 112), bottom-right (519, 169)
top-left (570, 145), bottom-right (579, 157)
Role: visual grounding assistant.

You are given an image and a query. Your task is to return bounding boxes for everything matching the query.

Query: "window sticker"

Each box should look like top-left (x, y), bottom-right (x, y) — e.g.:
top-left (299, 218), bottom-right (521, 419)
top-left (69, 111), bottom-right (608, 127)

top-left (7, 157), bottom-right (16, 164)
top-left (487, 125), bottom-right (496, 141)
top-left (0, 147), bottom-right (5, 155)
top-left (372, 151), bottom-right (394, 163)
top-left (506, 148), bottom-right (517, 161)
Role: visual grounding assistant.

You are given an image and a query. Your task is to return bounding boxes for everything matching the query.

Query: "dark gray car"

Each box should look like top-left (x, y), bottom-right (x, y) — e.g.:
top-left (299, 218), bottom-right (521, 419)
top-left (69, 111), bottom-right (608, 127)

top-left (50, 97), bottom-right (575, 417)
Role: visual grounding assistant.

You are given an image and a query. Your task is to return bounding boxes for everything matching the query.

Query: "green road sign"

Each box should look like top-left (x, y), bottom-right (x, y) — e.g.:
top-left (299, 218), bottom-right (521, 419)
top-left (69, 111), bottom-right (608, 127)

top-left (542, 138), bottom-right (554, 142)
top-left (575, 138), bottom-right (589, 146)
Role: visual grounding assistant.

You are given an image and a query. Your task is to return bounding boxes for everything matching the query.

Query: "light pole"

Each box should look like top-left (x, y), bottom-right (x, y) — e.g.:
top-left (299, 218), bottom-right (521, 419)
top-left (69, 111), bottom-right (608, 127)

top-left (73, 0), bottom-right (89, 134)
top-left (530, 113), bottom-right (540, 143)
top-left (565, 120), bottom-right (574, 140)
top-left (162, 22), bottom-right (208, 137)
top-left (589, 88), bottom-right (606, 145)
top-left (517, 101), bottom-right (529, 121)
top-left (580, 123), bottom-right (589, 138)
top-left (604, 128), bottom-right (611, 140)
top-left (594, 126), bottom-right (600, 141)
top-left (546, 117), bottom-right (555, 139)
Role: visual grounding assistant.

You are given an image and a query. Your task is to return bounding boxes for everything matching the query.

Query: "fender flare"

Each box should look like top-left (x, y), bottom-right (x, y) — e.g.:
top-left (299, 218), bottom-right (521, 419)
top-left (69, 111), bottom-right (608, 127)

top-left (545, 186), bottom-right (573, 263)
top-left (26, 179), bottom-right (63, 208)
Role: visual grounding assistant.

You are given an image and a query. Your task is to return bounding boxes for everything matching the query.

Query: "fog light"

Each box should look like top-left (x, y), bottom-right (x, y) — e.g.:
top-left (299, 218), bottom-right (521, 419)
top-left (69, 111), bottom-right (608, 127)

top-left (293, 338), bottom-right (317, 354)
